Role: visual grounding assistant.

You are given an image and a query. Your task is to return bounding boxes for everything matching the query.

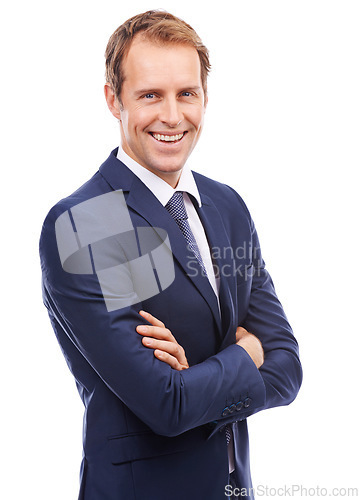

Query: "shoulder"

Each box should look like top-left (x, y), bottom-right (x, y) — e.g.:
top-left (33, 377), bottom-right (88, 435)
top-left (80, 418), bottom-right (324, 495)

top-left (39, 169), bottom-right (113, 267)
top-left (42, 170), bottom-right (112, 228)
top-left (192, 170), bottom-right (252, 220)
top-left (41, 148), bottom-right (127, 228)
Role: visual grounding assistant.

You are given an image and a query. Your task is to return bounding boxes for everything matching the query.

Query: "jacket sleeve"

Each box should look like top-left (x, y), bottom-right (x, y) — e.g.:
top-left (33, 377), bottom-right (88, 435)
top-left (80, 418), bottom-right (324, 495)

top-left (209, 188), bottom-right (302, 433)
top-left (243, 218), bottom-right (303, 411)
top-left (40, 204), bottom-right (267, 438)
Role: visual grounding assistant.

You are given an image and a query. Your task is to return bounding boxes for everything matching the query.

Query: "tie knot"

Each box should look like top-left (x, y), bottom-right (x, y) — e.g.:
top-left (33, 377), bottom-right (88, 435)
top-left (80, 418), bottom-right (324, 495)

top-left (165, 191), bottom-right (188, 221)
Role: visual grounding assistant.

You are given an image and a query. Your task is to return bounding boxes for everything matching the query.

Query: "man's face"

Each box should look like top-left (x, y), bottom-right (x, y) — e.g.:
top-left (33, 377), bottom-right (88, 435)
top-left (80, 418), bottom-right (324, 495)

top-left (109, 36), bottom-right (207, 187)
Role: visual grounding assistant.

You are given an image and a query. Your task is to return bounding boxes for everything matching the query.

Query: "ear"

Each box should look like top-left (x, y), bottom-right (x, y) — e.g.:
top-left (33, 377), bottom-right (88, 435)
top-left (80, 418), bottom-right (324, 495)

top-left (104, 83), bottom-right (122, 120)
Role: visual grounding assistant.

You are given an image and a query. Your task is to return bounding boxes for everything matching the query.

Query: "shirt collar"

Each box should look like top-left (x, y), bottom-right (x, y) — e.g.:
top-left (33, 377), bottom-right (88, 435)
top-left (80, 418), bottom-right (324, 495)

top-left (117, 146), bottom-right (202, 208)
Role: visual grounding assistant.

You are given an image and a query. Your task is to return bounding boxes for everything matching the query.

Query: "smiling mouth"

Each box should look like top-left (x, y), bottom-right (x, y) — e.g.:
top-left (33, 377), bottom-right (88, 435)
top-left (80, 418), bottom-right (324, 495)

top-left (149, 132), bottom-right (187, 143)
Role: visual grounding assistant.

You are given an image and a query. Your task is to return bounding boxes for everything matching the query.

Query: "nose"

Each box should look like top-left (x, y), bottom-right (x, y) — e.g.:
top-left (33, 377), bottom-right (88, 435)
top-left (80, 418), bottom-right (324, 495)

top-left (158, 96), bottom-right (183, 128)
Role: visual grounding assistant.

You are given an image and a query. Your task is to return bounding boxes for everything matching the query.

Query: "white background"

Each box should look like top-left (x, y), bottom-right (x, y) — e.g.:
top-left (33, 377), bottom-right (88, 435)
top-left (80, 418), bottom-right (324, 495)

top-left (1, 1), bottom-right (358, 498)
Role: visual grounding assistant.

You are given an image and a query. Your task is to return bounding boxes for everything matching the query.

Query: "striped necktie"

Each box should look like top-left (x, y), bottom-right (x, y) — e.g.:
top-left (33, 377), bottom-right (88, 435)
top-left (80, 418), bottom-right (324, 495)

top-left (165, 191), bottom-right (207, 275)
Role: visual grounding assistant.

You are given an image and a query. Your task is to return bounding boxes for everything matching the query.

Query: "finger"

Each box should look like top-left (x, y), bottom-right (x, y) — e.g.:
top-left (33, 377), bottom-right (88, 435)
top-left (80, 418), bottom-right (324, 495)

top-left (154, 350), bottom-right (184, 371)
top-left (136, 325), bottom-right (174, 341)
top-left (139, 310), bottom-right (165, 328)
top-left (141, 338), bottom-right (187, 364)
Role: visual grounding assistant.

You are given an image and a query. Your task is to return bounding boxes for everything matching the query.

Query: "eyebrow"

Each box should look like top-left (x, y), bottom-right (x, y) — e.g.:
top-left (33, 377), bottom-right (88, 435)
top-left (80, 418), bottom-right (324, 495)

top-left (133, 86), bottom-right (202, 97)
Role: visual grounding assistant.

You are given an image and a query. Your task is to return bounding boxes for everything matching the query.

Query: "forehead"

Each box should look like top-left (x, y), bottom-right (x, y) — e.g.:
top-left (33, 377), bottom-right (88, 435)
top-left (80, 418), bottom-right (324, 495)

top-left (122, 36), bottom-right (202, 89)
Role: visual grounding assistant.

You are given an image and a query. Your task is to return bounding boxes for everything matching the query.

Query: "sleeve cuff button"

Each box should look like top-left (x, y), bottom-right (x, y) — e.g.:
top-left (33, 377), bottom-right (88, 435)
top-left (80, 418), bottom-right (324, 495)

top-left (244, 397), bottom-right (252, 408)
top-left (235, 401), bottom-right (243, 411)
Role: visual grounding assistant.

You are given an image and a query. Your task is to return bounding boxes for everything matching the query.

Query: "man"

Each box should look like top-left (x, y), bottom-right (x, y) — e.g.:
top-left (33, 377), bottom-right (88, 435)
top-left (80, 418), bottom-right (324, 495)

top-left (40, 10), bottom-right (302, 500)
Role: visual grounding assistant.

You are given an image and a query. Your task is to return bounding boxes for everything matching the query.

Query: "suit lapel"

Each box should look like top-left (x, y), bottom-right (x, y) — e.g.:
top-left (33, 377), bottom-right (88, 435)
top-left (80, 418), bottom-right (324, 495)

top-left (99, 152), bottom-right (222, 333)
top-left (196, 193), bottom-right (237, 345)
top-left (126, 177), bottom-right (222, 333)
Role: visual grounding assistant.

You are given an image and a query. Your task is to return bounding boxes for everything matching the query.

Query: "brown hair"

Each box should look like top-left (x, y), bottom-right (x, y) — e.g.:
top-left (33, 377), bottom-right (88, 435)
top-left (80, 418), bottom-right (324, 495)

top-left (105, 10), bottom-right (210, 102)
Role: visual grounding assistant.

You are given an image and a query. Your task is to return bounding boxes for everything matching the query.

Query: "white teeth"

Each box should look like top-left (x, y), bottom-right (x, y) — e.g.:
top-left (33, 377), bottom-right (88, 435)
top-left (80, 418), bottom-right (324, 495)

top-left (152, 133), bottom-right (184, 142)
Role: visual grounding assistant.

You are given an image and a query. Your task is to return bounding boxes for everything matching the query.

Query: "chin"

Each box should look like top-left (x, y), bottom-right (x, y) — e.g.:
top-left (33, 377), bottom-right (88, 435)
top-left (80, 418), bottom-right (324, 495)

top-left (151, 162), bottom-right (184, 174)
top-left (158, 166), bottom-right (184, 176)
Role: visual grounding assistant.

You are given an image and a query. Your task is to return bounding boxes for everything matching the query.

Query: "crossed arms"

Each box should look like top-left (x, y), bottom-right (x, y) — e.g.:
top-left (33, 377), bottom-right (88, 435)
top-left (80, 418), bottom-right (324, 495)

top-left (40, 196), bottom-right (302, 437)
top-left (137, 310), bottom-right (265, 371)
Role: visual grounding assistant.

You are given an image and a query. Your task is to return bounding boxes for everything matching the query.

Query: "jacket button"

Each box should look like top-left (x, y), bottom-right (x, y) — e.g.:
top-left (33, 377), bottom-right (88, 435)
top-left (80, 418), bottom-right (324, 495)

top-left (222, 407), bottom-right (230, 417)
top-left (244, 397), bottom-right (252, 408)
top-left (229, 404), bottom-right (236, 413)
top-left (235, 401), bottom-right (244, 411)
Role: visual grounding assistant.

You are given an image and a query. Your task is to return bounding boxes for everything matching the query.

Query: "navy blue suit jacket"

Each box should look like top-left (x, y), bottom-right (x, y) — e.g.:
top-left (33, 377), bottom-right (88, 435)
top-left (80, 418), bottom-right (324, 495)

top-left (40, 149), bottom-right (302, 499)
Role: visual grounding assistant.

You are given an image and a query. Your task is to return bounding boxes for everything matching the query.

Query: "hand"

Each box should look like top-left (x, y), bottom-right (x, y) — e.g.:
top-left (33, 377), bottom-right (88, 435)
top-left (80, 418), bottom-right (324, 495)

top-left (236, 326), bottom-right (264, 369)
top-left (136, 311), bottom-right (189, 371)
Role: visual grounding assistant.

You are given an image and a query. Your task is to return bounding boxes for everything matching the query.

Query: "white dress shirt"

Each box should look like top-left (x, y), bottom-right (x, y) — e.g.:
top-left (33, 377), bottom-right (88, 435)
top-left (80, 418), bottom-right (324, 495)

top-left (116, 146), bottom-right (234, 473)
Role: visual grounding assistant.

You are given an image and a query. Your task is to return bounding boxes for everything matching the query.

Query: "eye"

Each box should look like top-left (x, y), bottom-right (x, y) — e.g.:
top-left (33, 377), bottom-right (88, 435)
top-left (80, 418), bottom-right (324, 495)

top-left (181, 91), bottom-right (192, 97)
top-left (144, 93), bottom-right (155, 99)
